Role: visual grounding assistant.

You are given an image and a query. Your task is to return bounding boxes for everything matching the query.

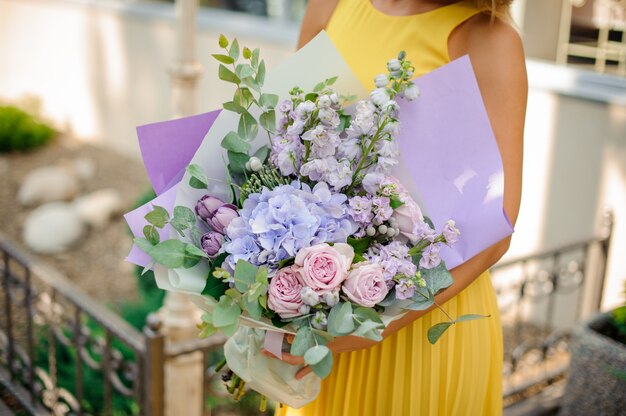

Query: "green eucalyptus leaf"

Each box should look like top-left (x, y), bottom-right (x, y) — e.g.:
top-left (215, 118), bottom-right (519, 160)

top-left (251, 48), bottom-right (260, 69)
top-left (313, 82), bottom-right (325, 93)
top-left (255, 266), bottom-right (269, 285)
top-left (338, 114), bottom-right (351, 132)
top-left (173, 206), bottom-right (196, 225)
top-left (234, 88), bottom-right (254, 109)
top-left (291, 326), bottom-right (315, 356)
top-left (185, 243), bottom-right (209, 259)
top-left (212, 54), bottom-right (234, 64)
top-left (310, 351), bottom-right (333, 378)
top-left (235, 63), bottom-right (255, 80)
top-left (222, 131), bottom-right (251, 153)
top-left (427, 322), bottom-right (453, 344)
top-left (253, 145), bottom-right (270, 163)
top-left (227, 151), bottom-right (250, 174)
top-left (243, 46), bottom-right (252, 59)
top-left (144, 205), bottom-right (169, 228)
top-left (325, 76), bottom-right (338, 85)
top-left (259, 93), bottom-right (279, 109)
top-left (242, 76), bottom-right (261, 92)
top-left (218, 64), bottom-right (240, 84)
top-left (213, 296), bottom-right (241, 327)
top-left (421, 262), bottom-right (453, 295)
top-left (218, 34), bottom-right (229, 48)
top-left (134, 237), bottom-right (154, 254)
top-left (327, 302), bottom-right (355, 336)
top-left (143, 225), bottom-right (160, 245)
top-left (148, 239), bottom-right (195, 269)
top-left (259, 110), bottom-right (276, 133)
top-left (243, 297), bottom-right (262, 320)
top-left (304, 345), bottom-right (330, 366)
top-left (238, 112), bottom-right (259, 140)
top-left (454, 314), bottom-right (490, 323)
top-left (256, 60), bottom-right (266, 86)
top-left (187, 164), bottom-right (208, 187)
top-left (353, 307), bottom-right (383, 324)
top-left (189, 176), bottom-right (207, 189)
top-left (353, 320), bottom-right (384, 341)
top-left (229, 38), bottom-right (240, 60)
top-left (221, 321), bottom-right (239, 337)
top-left (234, 260), bottom-right (257, 292)
top-left (223, 101), bottom-right (247, 114)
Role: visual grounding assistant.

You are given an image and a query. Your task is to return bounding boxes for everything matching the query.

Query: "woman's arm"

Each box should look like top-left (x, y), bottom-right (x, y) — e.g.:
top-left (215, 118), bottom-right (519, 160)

top-left (297, 0), bottom-right (340, 48)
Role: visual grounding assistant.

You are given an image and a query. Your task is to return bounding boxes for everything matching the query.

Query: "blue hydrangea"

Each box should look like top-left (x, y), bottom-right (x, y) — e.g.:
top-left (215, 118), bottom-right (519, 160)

top-left (223, 181), bottom-right (356, 272)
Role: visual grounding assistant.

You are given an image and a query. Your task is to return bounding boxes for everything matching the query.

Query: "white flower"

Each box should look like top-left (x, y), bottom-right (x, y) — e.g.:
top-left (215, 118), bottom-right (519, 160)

top-left (356, 99), bottom-right (376, 117)
top-left (298, 304), bottom-right (311, 315)
top-left (323, 290), bottom-right (340, 307)
top-left (376, 139), bottom-right (399, 158)
top-left (329, 93), bottom-right (341, 108)
top-left (311, 311), bottom-right (328, 330)
top-left (404, 83), bottom-right (420, 101)
top-left (326, 159), bottom-right (353, 190)
top-left (383, 121), bottom-right (401, 137)
top-left (318, 107), bottom-right (340, 128)
top-left (337, 137), bottom-right (362, 160)
top-left (374, 73), bottom-right (389, 88)
top-left (287, 120), bottom-right (305, 136)
top-left (248, 157), bottom-right (262, 172)
top-left (318, 95), bottom-right (332, 109)
top-left (370, 88), bottom-right (390, 107)
top-left (383, 100), bottom-right (399, 115)
top-left (387, 59), bottom-right (402, 72)
top-left (295, 100), bottom-right (316, 119)
top-left (301, 286), bottom-right (320, 306)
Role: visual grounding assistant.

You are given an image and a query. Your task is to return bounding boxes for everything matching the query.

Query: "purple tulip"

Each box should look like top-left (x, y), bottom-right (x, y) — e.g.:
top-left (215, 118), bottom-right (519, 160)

top-left (200, 232), bottom-right (222, 258)
top-left (206, 205), bottom-right (238, 234)
top-left (195, 195), bottom-right (226, 222)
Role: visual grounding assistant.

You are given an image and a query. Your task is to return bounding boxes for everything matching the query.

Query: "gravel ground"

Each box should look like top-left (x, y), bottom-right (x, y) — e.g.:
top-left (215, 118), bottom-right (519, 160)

top-left (0, 136), bottom-right (151, 305)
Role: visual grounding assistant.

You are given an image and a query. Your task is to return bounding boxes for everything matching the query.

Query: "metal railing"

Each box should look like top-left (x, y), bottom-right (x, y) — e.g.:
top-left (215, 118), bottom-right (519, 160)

top-left (0, 235), bottom-right (223, 415)
top-left (494, 211), bottom-right (614, 404)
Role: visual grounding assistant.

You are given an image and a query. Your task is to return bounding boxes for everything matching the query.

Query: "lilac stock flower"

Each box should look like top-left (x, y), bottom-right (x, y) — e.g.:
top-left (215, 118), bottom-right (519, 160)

top-left (200, 232), bottom-right (222, 258)
top-left (366, 241), bottom-right (416, 283)
top-left (420, 243), bottom-right (441, 269)
top-left (442, 220), bottom-right (461, 246)
top-left (370, 88), bottom-right (390, 107)
top-left (395, 278), bottom-right (416, 300)
top-left (223, 182), bottom-right (356, 270)
top-left (318, 107), bottom-right (340, 128)
top-left (348, 196), bottom-right (373, 225)
top-left (278, 99), bottom-right (293, 115)
top-left (300, 158), bottom-right (353, 191)
top-left (337, 137), bottom-right (362, 161)
top-left (294, 101), bottom-right (316, 120)
top-left (302, 125), bottom-right (340, 158)
top-left (413, 220), bottom-right (437, 243)
top-left (372, 196), bottom-right (393, 225)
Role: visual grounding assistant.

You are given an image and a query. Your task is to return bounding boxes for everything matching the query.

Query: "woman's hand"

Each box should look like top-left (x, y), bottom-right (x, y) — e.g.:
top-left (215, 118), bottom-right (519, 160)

top-left (262, 335), bottom-right (378, 380)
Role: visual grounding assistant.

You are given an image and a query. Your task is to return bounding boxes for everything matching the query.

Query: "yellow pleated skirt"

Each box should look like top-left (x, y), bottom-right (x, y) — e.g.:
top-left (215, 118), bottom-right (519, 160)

top-left (275, 272), bottom-right (503, 416)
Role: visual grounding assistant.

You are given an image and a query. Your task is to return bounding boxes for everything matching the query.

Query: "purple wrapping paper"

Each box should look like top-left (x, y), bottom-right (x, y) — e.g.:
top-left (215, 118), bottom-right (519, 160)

top-left (393, 56), bottom-right (513, 269)
top-left (124, 55), bottom-right (513, 271)
top-left (138, 110), bottom-right (220, 195)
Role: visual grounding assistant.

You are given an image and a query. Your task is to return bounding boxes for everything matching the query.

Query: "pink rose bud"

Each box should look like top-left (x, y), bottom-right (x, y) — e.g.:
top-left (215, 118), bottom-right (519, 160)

top-left (267, 266), bottom-right (305, 319)
top-left (295, 243), bottom-right (354, 293)
top-left (342, 263), bottom-right (389, 308)
top-left (392, 196), bottom-right (424, 242)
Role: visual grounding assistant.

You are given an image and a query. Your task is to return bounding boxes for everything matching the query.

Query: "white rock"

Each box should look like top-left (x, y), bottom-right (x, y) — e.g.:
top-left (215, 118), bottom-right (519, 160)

top-left (71, 158), bottom-right (96, 181)
top-left (74, 189), bottom-right (123, 228)
top-left (23, 203), bottom-right (85, 254)
top-left (18, 166), bottom-right (79, 206)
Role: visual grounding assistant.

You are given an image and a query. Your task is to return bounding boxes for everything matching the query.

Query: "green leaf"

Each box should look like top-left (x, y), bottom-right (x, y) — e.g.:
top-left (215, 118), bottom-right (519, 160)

top-left (173, 206), bottom-right (196, 226)
top-left (251, 48), bottom-right (260, 69)
top-left (427, 322), bottom-right (453, 344)
top-left (243, 46), bottom-right (252, 59)
top-left (227, 151), bottom-right (250, 174)
top-left (338, 114), bottom-right (351, 132)
top-left (148, 239), bottom-right (196, 269)
top-left (347, 236), bottom-right (372, 255)
top-left (255, 60), bottom-right (266, 86)
top-left (218, 34), bottom-right (229, 48)
top-left (212, 54), bottom-right (234, 64)
top-left (221, 321), bottom-right (239, 337)
top-left (223, 101), bottom-right (247, 114)
top-left (243, 297), bottom-right (263, 320)
top-left (189, 177), bottom-right (207, 189)
top-left (229, 38), bottom-right (240, 60)
top-left (325, 76), bottom-right (338, 85)
top-left (423, 216), bottom-right (435, 229)
top-left (144, 205), bottom-right (169, 228)
top-left (390, 196), bottom-right (404, 209)
top-left (353, 253), bottom-right (366, 264)
top-left (291, 326), bottom-right (315, 356)
top-left (277, 257), bottom-right (295, 269)
top-left (313, 82), bottom-right (325, 93)
top-left (218, 64), bottom-right (240, 84)
top-left (259, 110), bottom-right (276, 133)
top-left (185, 243), bottom-right (209, 259)
top-left (213, 295), bottom-right (241, 327)
top-left (133, 237), bottom-right (154, 254)
top-left (327, 302), bottom-right (355, 336)
top-left (238, 112), bottom-right (259, 140)
top-left (202, 253), bottom-right (229, 299)
top-left (353, 320), bottom-right (384, 341)
top-left (234, 88), bottom-right (254, 109)
top-left (353, 307), bottom-right (383, 324)
top-left (304, 345), bottom-right (330, 366)
top-left (255, 266), bottom-right (269, 285)
top-left (233, 260), bottom-right (257, 292)
top-left (259, 93), bottom-right (279, 110)
top-left (143, 225), bottom-right (160, 245)
top-left (311, 329), bottom-right (332, 345)
top-left (241, 76), bottom-right (261, 92)
top-left (253, 145), bottom-right (270, 163)
top-left (235, 63), bottom-right (255, 80)
top-left (454, 314), bottom-right (490, 323)
top-left (421, 262), bottom-right (453, 295)
top-left (187, 164), bottom-right (208, 188)
top-left (309, 351), bottom-right (333, 378)
top-left (198, 315), bottom-right (218, 338)
top-left (221, 131), bottom-right (250, 153)
top-left (304, 92), bottom-right (318, 102)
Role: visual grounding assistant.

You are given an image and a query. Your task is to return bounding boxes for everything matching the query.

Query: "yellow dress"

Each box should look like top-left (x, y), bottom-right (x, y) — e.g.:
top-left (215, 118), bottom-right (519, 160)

top-left (277, 1), bottom-right (503, 415)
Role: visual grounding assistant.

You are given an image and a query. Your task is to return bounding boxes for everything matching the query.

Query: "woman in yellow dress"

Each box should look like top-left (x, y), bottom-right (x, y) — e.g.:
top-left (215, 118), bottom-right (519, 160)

top-left (270, 1), bottom-right (527, 414)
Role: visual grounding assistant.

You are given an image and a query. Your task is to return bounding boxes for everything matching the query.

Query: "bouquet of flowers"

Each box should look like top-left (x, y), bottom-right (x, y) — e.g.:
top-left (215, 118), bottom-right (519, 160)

top-left (125, 32), bottom-right (513, 408)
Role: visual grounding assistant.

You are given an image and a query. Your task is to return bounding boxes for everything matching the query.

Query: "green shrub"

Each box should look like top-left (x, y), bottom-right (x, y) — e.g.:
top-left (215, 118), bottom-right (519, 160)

top-left (0, 105), bottom-right (55, 152)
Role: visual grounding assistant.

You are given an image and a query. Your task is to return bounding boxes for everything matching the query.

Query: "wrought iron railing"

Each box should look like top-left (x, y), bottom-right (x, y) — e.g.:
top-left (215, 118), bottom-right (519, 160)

top-left (493, 211), bottom-right (614, 404)
top-left (0, 235), bottom-right (223, 415)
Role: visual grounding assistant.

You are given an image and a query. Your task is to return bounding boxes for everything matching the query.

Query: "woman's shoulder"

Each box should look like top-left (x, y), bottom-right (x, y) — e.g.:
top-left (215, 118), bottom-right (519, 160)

top-left (298, 0), bottom-right (340, 48)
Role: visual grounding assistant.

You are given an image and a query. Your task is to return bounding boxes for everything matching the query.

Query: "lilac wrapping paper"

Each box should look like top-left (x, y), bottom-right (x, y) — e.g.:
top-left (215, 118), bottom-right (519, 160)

top-left (392, 56), bottom-right (513, 269)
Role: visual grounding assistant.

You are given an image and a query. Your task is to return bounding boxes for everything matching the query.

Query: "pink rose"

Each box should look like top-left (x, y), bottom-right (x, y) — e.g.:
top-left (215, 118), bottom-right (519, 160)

top-left (295, 243), bottom-right (354, 292)
top-left (267, 266), bottom-right (305, 319)
top-left (393, 197), bottom-right (424, 241)
top-left (342, 263), bottom-right (389, 307)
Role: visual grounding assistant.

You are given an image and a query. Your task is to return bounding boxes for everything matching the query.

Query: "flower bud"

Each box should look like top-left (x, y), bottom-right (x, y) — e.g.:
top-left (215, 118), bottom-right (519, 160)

top-left (317, 95), bottom-right (332, 109)
top-left (322, 290), bottom-right (340, 307)
top-left (200, 231), bottom-right (222, 258)
top-left (404, 83), bottom-right (420, 101)
top-left (370, 88), bottom-right (390, 107)
top-left (205, 204), bottom-right (239, 234)
top-left (195, 195), bottom-right (227, 221)
top-left (300, 286), bottom-right (320, 306)
top-left (374, 73), bottom-right (389, 88)
top-left (366, 226), bottom-right (376, 237)
top-left (378, 224), bottom-right (388, 234)
top-left (298, 305), bottom-right (311, 315)
top-left (248, 157), bottom-right (263, 172)
top-left (387, 59), bottom-right (402, 72)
